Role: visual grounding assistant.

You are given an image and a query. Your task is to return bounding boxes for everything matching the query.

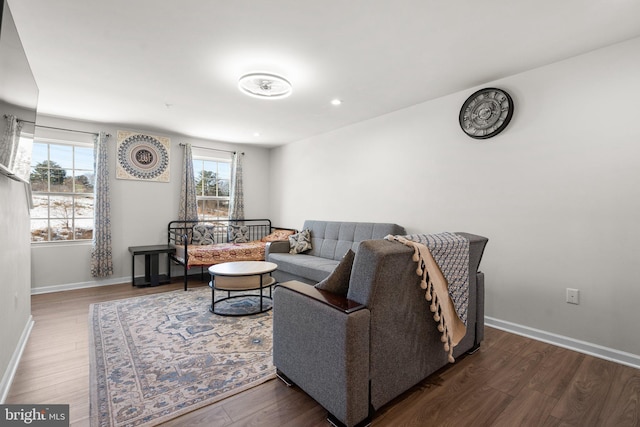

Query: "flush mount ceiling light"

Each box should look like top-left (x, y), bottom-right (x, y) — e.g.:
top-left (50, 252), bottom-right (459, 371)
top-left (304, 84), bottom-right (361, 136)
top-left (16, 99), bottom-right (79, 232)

top-left (238, 73), bottom-right (292, 99)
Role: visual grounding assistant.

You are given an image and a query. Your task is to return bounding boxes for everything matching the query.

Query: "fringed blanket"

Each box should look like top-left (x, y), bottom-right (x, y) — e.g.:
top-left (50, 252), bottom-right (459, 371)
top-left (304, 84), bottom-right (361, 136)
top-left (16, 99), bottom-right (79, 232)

top-left (385, 232), bottom-right (469, 362)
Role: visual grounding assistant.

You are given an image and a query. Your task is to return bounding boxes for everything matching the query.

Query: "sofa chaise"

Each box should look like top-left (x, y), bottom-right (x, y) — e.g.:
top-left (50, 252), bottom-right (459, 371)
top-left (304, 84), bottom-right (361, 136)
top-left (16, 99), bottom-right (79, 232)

top-left (272, 233), bottom-right (488, 427)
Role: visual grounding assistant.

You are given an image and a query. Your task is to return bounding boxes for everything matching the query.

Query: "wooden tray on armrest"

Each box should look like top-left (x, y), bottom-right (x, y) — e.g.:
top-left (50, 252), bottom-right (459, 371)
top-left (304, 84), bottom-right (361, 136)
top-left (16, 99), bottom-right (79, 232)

top-left (275, 281), bottom-right (365, 314)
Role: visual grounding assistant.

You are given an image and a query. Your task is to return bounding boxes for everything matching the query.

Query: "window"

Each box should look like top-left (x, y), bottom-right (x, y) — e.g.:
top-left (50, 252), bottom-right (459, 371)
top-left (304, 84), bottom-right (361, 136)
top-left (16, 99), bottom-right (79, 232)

top-left (193, 157), bottom-right (231, 221)
top-left (29, 140), bottom-right (95, 242)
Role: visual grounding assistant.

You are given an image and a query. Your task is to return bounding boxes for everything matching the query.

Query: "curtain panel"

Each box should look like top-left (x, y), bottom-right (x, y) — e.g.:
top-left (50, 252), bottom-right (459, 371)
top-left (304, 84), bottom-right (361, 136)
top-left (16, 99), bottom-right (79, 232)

top-left (229, 152), bottom-right (244, 219)
top-left (179, 143), bottom-right (198, 222)
top-left (90, 131), bottom-right (113, 278)
top-left (0, 114), bottom-right (24, 175)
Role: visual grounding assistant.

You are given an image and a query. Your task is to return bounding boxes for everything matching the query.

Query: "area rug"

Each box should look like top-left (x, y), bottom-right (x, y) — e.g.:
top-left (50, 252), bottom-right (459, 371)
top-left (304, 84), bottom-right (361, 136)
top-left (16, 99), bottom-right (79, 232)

top-left (89, 287), bottom-right (275, 427)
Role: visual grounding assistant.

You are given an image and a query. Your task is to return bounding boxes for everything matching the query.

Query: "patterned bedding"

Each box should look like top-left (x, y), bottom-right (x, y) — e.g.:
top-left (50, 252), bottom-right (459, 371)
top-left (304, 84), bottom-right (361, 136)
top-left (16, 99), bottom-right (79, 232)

top-left (174, 241), bottom-right (268, 267)
top-left (168, 220), bottom-right (295, 290)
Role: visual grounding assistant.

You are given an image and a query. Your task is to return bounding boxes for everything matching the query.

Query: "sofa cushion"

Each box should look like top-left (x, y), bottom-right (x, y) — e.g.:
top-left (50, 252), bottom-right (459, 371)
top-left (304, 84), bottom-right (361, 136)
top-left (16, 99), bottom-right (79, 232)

top-left (269, 253), bottom-right (339, 283)
top-left (192, 223), bottom-right (216, 245)
top-left (261, 229), bottom-right (295, 242)
top-left (289, 229), bottom-right (312, 254)
top-left (229, 225), bottom-right (250, 243)
top-left (314, 249), bottom-right (355, 296)
top-left (303, 220), bottom-right (406, 260)
top-left (268, 220), bottom-right (406, 285)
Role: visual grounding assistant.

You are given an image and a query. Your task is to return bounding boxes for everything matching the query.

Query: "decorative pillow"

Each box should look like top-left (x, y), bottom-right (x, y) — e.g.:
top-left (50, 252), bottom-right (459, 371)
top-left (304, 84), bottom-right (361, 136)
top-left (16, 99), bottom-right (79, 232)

top-left (289, 229), bottom-right (312, 254)
top-left (229, 225), bottom-right (250, 243)
top-left (261, 229), bottom-right (296, 242)
top-left (314, 250), bottom-right (355, 296)
top-left (192, 224), bottom-right (216, 245)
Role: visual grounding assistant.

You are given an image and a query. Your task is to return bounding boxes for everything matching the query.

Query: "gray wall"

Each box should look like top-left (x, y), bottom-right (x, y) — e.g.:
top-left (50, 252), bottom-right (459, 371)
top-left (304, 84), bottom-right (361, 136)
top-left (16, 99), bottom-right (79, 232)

top-left (30, 116), bottom-right (272, 292)
top-left (269, 37), bottom-right (640, 358)
top-left (4, 35), bottom-right (638, 392)
top-left (0, 176), bottom-right (32, 399)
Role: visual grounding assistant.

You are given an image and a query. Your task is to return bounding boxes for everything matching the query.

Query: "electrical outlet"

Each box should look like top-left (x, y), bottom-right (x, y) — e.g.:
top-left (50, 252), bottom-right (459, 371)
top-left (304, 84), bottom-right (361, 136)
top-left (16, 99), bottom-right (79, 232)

top-left (566, 288), bottom-right (580, 305)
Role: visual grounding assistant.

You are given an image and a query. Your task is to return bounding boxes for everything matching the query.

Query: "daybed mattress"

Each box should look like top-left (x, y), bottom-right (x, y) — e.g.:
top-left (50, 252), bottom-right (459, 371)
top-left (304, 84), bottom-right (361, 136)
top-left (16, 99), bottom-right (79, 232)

top-left (174, 241), bottom-right (267, 267)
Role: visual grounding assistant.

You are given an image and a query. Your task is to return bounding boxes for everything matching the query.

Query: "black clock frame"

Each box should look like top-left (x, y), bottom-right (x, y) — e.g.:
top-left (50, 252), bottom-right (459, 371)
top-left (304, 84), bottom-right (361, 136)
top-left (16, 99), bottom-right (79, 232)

top-left (459, 88), bottom-right (514, 139)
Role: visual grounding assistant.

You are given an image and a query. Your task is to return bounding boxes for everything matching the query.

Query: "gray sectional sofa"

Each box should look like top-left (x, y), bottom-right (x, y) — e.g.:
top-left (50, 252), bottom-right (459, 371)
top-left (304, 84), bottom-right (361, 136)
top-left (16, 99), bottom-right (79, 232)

top-left (265, 219), bottom-right (406, 284)
top-left (272, 233), bottom-right (489, 427)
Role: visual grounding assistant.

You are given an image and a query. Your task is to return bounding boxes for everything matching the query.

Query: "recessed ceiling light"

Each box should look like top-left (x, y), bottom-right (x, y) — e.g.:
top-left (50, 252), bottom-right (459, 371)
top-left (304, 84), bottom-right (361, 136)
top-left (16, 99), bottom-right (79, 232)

top-left (238, 73), bottom-right (292, 99)
top-left (331, 99), bottom-right (342, 106)
top-left (253, 132), bottom-right (260, 137)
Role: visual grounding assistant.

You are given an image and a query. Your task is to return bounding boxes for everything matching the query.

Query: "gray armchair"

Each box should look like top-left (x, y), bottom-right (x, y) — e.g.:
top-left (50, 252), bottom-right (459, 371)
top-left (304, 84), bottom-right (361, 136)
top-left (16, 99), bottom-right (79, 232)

top-left (273, 234), bottom-right (488, 427)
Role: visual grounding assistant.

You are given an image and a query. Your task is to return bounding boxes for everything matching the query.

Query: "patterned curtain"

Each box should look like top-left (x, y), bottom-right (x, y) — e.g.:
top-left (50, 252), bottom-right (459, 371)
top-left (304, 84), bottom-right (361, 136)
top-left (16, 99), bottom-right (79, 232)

top-left (90, 132), bottom-right (113, 278)
top-left (11, 121), bottom-right (31, 182)
top-left (179, 143), bottom-right (198, 222)
top-left (0, 115), bottom-right (24, 172)
top-left (229, 152), bottom-right (244, 219)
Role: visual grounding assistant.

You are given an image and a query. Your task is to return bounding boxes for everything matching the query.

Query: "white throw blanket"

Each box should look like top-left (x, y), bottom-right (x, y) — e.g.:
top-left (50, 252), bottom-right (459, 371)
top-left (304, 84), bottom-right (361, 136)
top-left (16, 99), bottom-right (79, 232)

top-left (385, 232), bottom-right (469, 362)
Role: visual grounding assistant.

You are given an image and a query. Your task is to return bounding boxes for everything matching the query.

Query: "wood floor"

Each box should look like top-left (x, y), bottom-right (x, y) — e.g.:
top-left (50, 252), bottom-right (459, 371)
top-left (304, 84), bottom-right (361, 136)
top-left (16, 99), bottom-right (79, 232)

top-left (6, 279), bottom-right (640, 427)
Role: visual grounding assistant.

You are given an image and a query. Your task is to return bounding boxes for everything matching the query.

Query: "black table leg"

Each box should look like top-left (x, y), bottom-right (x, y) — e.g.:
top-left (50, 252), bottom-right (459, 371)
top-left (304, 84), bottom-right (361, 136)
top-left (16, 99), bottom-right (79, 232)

top-left (148, 253), bottom-right (160, 286)
top-left (128, 245), bottom-right (176, 287)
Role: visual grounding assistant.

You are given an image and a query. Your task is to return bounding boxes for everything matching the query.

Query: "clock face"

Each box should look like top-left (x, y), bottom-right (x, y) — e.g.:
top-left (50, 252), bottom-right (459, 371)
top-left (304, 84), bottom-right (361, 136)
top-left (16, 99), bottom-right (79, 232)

top-left (459, 88), bottom-right (513, 139)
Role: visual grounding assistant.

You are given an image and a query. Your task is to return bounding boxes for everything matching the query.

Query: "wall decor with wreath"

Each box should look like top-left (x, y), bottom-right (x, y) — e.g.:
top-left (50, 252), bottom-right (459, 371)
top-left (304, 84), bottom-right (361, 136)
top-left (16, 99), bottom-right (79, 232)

top-left (116, 131), bottom-right (170, 182)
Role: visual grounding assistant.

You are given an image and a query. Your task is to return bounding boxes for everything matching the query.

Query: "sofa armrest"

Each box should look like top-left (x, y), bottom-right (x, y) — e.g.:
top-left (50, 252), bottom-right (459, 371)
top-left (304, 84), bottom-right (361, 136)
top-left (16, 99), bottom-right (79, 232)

top-left (273, 282), bottom-right (370, 426)
top-left (265, 240), bottom-right (290, 260)
top-left (276, 280), bottom-right (365, 314)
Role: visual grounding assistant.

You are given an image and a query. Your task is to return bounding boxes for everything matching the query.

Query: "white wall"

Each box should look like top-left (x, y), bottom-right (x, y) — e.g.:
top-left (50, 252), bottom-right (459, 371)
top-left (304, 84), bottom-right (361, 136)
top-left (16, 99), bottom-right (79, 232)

top-left (0, 176), bottom-right (32, 398)
top-left (30, 116), bottom-right (272, 291)
top-left (269, 37), bottom-right (640, 357)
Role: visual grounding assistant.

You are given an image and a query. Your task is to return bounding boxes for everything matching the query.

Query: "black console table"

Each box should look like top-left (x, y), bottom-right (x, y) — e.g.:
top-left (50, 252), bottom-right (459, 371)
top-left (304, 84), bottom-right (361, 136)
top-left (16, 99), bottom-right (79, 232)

top-left (128, 244), bottom-right (175, 287)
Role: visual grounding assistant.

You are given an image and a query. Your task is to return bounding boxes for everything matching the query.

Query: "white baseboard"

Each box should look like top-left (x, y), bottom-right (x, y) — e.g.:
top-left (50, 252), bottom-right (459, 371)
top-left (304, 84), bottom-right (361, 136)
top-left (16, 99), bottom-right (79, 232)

top-left (0, 316), bottom-right (34, 403)
top-left (29, 272), bottom-right (203, 295)
top-left (31, 276), bottom-right (130, 295)
top-left (485, 316), bottom-right (640, 370)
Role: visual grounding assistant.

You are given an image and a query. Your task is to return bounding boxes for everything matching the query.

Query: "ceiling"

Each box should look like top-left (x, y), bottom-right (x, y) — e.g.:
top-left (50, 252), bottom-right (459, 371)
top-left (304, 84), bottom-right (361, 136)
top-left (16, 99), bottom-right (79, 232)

top-left (7, 0), bottom-right (640, 147)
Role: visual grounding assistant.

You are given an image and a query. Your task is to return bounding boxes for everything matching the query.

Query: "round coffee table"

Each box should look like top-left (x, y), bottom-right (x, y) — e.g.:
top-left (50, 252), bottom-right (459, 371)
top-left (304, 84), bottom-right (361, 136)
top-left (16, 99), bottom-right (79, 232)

top-left (208, 261), bottom-right (278, 316)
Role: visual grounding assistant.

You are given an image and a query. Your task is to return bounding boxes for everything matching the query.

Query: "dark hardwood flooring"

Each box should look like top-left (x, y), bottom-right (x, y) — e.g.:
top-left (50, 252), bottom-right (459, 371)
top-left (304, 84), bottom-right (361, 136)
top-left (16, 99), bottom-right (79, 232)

top-left (6, 278), bottom-right (640, 426)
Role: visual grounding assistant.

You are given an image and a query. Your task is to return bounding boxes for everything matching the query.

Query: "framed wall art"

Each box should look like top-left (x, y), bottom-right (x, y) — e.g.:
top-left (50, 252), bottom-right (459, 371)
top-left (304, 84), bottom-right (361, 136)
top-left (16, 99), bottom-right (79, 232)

top-left (116, 131), bottom-right (170, 182)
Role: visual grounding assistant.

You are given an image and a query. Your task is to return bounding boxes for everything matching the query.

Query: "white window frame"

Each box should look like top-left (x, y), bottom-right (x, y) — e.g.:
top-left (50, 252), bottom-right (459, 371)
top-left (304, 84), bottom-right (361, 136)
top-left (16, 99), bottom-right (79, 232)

top-left (29, 137), bottom-right (95, 243)
top-left (192, 155), bottom-right (231, 222)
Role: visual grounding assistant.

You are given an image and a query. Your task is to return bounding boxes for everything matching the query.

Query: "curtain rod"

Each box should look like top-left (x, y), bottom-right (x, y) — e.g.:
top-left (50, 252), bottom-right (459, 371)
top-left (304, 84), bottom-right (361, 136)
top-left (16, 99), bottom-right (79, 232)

top-left (4, 115), bottom-right (107, 136)
top-left (179, 142), bottom-right (244, 155)
top-left (35, 123), bottom-right (106, 137)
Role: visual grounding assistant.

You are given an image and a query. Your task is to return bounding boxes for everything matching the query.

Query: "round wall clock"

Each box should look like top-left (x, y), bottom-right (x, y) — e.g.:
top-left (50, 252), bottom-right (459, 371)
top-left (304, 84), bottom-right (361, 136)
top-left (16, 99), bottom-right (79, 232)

top-left (459, 88), bottom-right (514, 139)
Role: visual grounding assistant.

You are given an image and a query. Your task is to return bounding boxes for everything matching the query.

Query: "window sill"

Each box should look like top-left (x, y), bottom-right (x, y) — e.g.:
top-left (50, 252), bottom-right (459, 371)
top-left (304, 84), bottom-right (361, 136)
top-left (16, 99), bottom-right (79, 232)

top-left (31, 240), bottom-right (92, 247)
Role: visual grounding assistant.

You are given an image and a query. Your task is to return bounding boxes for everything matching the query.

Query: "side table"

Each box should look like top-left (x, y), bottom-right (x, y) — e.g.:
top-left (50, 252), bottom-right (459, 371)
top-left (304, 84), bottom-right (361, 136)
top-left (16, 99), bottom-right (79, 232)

top-left (128, 244), bottom-right (175, 287)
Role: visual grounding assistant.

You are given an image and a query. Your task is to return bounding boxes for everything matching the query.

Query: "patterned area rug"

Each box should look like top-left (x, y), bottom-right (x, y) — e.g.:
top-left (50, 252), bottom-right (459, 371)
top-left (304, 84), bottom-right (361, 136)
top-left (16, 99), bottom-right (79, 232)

top-left (89, 287), bottom-right (275, 427)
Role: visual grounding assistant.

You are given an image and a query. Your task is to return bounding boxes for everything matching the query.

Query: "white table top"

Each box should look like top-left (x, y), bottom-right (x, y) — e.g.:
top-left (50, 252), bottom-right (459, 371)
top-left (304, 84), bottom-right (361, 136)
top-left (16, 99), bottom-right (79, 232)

top-left (208, 261), bottom-right (278, 277)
